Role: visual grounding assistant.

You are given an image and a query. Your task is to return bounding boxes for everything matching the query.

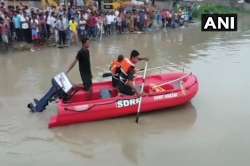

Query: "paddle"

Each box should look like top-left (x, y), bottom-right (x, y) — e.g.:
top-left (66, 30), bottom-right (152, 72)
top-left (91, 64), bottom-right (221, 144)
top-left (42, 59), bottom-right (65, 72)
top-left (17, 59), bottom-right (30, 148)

top-left (102, 73), bottom-right (113, 77)
top-left (135, 62), bottom-right (148, 123)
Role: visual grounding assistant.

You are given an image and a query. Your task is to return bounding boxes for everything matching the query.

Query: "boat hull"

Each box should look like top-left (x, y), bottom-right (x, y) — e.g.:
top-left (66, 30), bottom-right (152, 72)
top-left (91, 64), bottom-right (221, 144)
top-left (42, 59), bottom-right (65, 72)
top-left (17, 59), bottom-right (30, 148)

top-left (49, 72), bottom-right (199, 128)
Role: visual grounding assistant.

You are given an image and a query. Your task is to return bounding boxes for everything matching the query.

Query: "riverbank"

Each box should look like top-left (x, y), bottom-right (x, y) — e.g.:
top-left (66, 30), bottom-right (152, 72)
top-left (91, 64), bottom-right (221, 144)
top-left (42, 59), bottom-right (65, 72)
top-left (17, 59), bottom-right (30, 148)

top-left (1, 1), bottom-right (249, 53)
top-left (193, 3), bottom-right (250, 19)
top-left (192, 3), bottom-right (240, 19)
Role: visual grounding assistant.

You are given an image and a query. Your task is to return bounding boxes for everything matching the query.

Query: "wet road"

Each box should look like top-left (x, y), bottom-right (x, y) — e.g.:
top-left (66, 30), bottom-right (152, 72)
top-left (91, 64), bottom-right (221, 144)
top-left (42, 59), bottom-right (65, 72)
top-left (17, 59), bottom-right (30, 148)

top-left (0, 15), bottom-right (250, 166)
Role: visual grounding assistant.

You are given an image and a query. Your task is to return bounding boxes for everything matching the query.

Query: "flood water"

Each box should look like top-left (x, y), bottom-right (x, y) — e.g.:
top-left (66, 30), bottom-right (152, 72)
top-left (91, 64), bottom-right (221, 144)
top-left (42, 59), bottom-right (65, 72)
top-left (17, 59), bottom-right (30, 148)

top-left (1, 15), bottom-right (250, 166)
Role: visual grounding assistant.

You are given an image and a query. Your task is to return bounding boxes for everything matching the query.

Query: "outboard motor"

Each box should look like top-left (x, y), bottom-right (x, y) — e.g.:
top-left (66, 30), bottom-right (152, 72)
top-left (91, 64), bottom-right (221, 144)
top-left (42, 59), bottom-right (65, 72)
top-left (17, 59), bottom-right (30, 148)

top-left (27, 73), bottom-right (73, 112)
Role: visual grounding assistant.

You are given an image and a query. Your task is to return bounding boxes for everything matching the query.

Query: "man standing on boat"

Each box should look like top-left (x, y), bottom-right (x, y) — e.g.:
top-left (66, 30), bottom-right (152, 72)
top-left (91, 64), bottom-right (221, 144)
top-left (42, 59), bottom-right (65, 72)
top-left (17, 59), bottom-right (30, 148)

top-left (66, 37), bottom-right (93, 94)
top-left (27, 37), bottom-right (92, 112)
top-left (117, 50), bottom-right (148, 96)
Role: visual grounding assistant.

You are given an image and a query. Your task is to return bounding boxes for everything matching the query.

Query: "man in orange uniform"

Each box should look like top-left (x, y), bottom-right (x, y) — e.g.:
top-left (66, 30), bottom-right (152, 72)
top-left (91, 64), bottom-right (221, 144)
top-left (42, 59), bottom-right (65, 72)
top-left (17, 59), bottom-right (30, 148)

top-left (110, 55), bottom-right (124, 87)
top-left (117, 50), bottom-right (148, 96)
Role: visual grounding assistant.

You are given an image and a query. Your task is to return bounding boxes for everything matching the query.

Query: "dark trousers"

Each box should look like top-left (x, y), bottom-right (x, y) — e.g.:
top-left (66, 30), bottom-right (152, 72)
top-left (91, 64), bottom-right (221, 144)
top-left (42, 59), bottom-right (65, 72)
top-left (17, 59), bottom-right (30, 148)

top-left (46, 24), bottom-right (51, 39)
top-left (122, 21), bottom-right (127, 32)
top-left (106, 24), bottom-right (111, 36)
top-left (112, 76), bottom-right (120, 87)
top-left (58, 30), bottom-right (66, 45)
top-left (117, 81), bottom-right (135, 96)
top-left (87, 27), bottom-right (97, 38)
top-left (166, 18), bottom-right (172, 27)
top-left (80, 72), bottom-right (92, 91)
top-left (162, 18), bottom-right (166, 28)
top-left (15, 28), bottom-right (22, 41)
top-left (139, 22), bottom-right (144, 31)
top-left (78, 29), bottom-right (87, 40)
top-left (117, 25), bottom-right (122, 34)
top-left (22, 29), bottom-right (32, 43)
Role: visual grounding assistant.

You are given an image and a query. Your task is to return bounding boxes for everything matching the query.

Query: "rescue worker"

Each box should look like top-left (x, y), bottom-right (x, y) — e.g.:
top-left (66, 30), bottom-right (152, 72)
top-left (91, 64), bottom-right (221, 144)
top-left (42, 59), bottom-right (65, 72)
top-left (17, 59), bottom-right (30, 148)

top-left (117, 50), bottom-right (148, 96)
top-left (110, 54), bottom-right (124, 87)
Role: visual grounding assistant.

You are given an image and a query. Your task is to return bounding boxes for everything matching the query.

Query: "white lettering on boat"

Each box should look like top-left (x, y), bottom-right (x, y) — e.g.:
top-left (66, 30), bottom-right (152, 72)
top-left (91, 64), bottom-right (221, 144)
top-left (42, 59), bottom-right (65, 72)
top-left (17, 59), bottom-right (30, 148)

top-left (116, 93), bottom-right (178, 108)
top-left (153, 93), bottom-right (178, 101)
top-left (117, 98), bottom-right (140, 108)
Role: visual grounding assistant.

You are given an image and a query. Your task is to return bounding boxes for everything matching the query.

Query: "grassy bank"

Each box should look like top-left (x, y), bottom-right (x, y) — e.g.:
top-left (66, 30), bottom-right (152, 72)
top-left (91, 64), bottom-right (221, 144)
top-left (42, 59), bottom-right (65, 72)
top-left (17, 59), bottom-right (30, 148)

top-left (192, 4), bottom-right (241, 19)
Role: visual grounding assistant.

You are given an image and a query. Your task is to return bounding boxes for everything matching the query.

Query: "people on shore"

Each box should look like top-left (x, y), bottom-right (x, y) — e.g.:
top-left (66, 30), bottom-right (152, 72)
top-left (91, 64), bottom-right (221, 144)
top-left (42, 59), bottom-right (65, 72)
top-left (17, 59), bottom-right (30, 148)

top-left (0, 1), bottom-right (195, 51)
top-left (69, 17), bottom-right (78, 45)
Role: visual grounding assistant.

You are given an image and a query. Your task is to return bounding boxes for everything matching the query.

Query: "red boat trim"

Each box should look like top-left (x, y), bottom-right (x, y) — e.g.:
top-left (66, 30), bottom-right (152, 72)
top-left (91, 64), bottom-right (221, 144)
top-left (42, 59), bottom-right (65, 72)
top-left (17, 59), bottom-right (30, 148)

top-left (49, 73), bottom-right (199, 128)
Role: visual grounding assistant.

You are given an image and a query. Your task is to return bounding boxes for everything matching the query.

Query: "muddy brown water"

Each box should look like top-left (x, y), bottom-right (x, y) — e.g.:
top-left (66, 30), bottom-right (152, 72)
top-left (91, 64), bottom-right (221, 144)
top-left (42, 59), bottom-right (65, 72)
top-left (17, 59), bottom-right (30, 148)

top-left (0, 15), bottom-right (250, 166)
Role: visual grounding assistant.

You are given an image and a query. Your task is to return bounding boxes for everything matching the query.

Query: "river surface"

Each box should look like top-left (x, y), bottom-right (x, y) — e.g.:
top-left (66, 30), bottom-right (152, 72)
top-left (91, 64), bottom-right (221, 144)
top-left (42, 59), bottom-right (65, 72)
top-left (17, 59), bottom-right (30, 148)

top-left (0, 15), bottom-right (250, 166)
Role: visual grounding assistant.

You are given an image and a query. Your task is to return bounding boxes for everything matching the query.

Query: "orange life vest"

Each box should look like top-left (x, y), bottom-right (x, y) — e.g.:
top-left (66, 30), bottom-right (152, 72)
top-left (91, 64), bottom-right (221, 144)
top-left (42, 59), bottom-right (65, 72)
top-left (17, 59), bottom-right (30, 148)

top-left (120, 58), bottom-right (135, 76)
top-left (110, 60), bottom-right (121, 75)
top-left (118, 58), bottom-right (136, 84)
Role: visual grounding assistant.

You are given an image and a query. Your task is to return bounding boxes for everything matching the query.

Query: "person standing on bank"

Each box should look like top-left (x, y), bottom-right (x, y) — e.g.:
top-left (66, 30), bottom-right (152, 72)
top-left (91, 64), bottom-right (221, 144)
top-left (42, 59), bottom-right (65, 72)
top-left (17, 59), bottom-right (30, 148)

top-left (66, 37), bottom-right (93, 94)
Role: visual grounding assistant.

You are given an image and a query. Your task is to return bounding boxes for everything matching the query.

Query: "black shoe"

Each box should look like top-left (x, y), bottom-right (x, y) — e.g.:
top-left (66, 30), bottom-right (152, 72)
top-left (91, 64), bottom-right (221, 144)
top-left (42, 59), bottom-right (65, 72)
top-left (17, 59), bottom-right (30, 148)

top-left (27, 103), bottom-right (36, 112)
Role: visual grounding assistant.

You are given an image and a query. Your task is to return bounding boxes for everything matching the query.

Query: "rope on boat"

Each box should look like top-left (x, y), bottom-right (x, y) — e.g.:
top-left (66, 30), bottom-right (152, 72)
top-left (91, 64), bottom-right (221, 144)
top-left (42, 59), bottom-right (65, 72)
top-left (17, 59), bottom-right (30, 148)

top-left (152, 72), bottom-right (192, 89)
top-left (97, 64), bottom-right (185, 76)
top-left (137, 64), bottom-right (180, 72)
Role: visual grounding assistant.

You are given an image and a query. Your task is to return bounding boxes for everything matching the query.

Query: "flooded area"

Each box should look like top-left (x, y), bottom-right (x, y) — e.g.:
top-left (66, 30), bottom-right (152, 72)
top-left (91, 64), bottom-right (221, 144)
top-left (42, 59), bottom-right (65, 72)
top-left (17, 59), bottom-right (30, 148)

top-left (0, 15), bottom-right (250, 166)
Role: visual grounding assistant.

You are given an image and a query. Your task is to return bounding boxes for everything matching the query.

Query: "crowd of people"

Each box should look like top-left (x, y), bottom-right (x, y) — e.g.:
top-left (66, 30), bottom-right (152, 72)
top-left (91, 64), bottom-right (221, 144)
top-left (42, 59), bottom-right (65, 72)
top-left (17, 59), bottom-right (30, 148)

top-left (0, 1), bottom-right (195, 51)
top-left (158, 6), bottom-right (194, 28)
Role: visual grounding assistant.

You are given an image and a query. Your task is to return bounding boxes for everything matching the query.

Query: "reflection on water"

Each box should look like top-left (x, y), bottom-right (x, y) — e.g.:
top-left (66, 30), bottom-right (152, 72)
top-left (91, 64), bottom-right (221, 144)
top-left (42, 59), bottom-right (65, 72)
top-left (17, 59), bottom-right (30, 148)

top-left (0, 14), bottom-right (250, 166)
top-left (53, 103), bottom-right (197, 163)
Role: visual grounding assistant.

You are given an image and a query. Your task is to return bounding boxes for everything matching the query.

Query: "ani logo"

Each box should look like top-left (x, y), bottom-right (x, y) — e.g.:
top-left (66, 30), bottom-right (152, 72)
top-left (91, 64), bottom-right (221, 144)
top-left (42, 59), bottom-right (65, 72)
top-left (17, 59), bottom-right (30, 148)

top-left (201, 14), bottom-right (237, 31)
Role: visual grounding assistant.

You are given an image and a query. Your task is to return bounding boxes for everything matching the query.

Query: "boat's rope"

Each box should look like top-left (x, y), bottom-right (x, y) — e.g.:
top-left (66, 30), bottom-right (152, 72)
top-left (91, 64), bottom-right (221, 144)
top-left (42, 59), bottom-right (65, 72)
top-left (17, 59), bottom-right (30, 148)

top-left (152, 73), bottom-right (192, 89)
top-left (137, 64), bottom-right (182, 73)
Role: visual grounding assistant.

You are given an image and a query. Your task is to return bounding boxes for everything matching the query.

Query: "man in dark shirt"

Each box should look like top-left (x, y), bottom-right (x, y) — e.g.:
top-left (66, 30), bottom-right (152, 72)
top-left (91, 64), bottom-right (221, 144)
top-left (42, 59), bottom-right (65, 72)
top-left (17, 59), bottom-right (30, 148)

top-left (66, 37), bottom-right (93, 93)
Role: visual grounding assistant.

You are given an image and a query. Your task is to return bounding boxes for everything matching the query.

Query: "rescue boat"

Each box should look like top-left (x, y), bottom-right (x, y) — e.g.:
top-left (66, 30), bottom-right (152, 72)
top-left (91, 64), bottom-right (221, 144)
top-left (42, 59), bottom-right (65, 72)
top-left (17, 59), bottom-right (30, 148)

top-left (49, 72), bottom-right (199, 128)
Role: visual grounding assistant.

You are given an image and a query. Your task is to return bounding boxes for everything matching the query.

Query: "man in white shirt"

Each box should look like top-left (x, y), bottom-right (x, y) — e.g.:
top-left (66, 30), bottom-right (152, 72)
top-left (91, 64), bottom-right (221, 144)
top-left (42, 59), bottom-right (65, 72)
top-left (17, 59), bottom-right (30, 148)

top-left (20, 12), bottom-right (31, 43)
top-left (47, 13), bottom-right (56, 42)
top-left (106, 13), bottom-right (112, 35)
top-left (111, 12), bottom-right (116, 33)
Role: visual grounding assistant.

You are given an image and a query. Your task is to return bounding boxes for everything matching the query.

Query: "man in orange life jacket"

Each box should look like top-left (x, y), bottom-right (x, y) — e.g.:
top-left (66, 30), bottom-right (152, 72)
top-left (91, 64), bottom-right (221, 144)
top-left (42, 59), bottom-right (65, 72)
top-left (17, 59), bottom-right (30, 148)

top-left (117, 50), bottom-right (148, 96)
top-left (110, 55), bottom-right (124, 87)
